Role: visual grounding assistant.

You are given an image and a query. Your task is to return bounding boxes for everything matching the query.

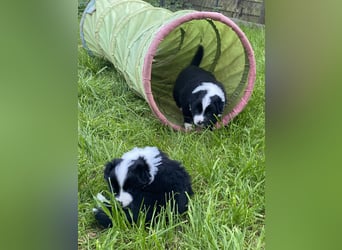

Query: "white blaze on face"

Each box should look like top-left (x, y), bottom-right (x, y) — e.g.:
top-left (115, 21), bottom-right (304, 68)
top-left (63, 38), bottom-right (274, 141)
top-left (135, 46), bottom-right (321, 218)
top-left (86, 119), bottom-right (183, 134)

top-left (113, 147), bottom-right (162, 207)
top-left (192, 82), bottom-right (225, 125)
top-left (113, 162), bottom-right (133, 207)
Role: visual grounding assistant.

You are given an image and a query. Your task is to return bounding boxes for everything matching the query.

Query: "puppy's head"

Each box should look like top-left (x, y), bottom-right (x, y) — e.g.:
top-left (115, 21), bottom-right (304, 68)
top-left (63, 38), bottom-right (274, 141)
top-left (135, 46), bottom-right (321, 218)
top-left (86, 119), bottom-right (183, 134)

top-left (104, 147), bottom-right (162, 208)
top-left (191, 82), bottom-right (226, 128)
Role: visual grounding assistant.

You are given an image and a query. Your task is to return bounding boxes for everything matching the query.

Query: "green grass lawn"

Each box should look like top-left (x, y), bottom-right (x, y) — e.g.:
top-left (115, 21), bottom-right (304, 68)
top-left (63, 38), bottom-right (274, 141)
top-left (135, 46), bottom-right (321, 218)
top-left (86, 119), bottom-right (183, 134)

top-left (78, 24), bottom-right (265, 249)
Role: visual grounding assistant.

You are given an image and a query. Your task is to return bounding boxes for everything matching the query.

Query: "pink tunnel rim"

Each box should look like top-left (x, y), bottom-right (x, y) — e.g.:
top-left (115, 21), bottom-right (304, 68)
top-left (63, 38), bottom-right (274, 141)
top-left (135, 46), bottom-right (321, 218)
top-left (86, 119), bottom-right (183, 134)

top-left (142, 11), bottom-right (256, 131)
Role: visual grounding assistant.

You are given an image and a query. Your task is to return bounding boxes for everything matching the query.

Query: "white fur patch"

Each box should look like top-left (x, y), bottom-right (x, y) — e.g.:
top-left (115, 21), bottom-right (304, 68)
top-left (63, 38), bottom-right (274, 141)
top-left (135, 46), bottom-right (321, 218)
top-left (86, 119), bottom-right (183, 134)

top-left (96, 193), bottom-right (110, 203)
top-left (114, 161), bottom-right (129, 190)
top-left (192, 82), bottom-right (225, 125)
top-left (184, 122), bottom-right (193, 131)
top-left (119, 146), bottom-right (161, 183)
top-left (193, 114), bottom-right (205, 126)
top-left (116, 190), bottom-right (133, 207)
top-left (192, 82), bottom-right (225, 109)
top-left (111, 147), bottom-right (162, 207)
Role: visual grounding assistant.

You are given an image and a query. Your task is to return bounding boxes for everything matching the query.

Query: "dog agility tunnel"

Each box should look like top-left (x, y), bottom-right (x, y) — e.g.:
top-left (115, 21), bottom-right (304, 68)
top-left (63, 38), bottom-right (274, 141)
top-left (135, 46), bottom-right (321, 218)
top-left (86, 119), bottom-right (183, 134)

top-left (80, 0), bottom-right (256, 131)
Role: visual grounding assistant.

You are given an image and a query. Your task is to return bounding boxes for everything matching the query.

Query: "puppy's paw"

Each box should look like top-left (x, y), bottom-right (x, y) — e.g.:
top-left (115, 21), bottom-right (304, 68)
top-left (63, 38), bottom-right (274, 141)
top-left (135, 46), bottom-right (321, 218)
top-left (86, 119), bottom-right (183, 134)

top-left (184, 123), bottom-right (193, 131)
top-left (96, 192), bottom-right (110, 204)
top-left (93, 207), bottom-right (113, 228)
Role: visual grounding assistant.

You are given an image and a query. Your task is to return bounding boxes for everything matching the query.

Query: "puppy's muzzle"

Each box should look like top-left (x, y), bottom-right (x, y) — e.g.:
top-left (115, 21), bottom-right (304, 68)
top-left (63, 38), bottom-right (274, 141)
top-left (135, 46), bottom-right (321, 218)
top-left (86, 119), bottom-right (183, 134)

top-left (115, 191), bottom-right (133, 208)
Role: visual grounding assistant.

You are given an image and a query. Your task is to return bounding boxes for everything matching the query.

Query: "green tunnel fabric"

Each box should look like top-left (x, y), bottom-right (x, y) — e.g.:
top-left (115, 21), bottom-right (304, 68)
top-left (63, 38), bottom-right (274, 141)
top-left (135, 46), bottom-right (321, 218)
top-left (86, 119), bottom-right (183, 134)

top-left (80, 0), bottom-right (256, 131)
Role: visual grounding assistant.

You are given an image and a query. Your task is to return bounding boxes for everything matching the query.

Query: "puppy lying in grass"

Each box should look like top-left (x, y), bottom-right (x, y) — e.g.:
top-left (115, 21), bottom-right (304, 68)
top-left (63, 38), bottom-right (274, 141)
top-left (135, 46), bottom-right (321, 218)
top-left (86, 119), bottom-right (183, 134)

top-left (93, 146), bottom-right (193, 227)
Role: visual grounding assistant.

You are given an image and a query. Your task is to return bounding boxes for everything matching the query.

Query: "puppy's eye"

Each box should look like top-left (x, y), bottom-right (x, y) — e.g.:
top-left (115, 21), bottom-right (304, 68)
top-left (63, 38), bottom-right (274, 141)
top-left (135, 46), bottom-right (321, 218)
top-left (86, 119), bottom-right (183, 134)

top-left (123, 180), bottom-right (131, 191)
top-left (205, 106), bottom-right (212, 114)
top-left (107, 179), bottom-right (120, 196)
top-left (196, 104), bottom-right (202, 113)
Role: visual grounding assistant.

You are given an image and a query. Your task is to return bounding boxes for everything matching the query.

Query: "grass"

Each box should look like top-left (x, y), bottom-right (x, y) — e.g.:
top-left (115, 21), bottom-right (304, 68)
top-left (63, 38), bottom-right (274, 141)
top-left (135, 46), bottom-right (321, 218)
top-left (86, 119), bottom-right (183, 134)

top-left (78, 24), bottom-right (265, 249)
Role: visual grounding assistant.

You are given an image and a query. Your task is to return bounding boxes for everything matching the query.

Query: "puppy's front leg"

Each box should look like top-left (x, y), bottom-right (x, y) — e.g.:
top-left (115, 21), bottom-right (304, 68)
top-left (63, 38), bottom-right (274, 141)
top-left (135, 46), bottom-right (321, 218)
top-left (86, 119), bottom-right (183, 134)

top-left (184, 122), bottom-right (193, 131)
top-left (181, 106), bottom-right (193, 131)
top-left (93, 193), bottom-right (113, 228)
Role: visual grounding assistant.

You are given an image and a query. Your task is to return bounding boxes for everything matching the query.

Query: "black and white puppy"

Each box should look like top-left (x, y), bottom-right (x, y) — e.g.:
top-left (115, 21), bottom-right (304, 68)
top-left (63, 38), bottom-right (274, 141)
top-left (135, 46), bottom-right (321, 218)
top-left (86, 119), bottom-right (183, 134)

top-left (173, 45), bottom-right (227, 130)
top-left (93, 146), bottom-right (193, 227)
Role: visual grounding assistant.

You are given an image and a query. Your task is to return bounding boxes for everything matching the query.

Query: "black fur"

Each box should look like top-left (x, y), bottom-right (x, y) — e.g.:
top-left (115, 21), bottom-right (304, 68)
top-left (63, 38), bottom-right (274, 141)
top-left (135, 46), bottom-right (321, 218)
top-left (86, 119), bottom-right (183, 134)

top-left (93, 148), bottom-right (193, 227)
top-left (173, 45), bottom-right (226, 128)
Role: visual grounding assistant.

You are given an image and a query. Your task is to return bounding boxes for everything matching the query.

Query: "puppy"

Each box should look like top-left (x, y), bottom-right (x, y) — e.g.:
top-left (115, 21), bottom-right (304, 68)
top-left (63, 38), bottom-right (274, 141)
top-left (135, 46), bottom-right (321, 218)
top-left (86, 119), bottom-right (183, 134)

top-left (173, 45), bottom-right (227, 130)
top-left (93, 146), bottom-right (193, 227)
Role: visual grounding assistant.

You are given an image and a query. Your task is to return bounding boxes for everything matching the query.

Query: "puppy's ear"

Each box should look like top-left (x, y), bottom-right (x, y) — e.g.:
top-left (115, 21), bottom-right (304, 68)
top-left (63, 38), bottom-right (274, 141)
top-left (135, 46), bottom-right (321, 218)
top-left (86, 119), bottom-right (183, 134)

top-left (130, 157), bottom-right (151, 185)
top-left (104, 158), bottom-right (122, 179)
